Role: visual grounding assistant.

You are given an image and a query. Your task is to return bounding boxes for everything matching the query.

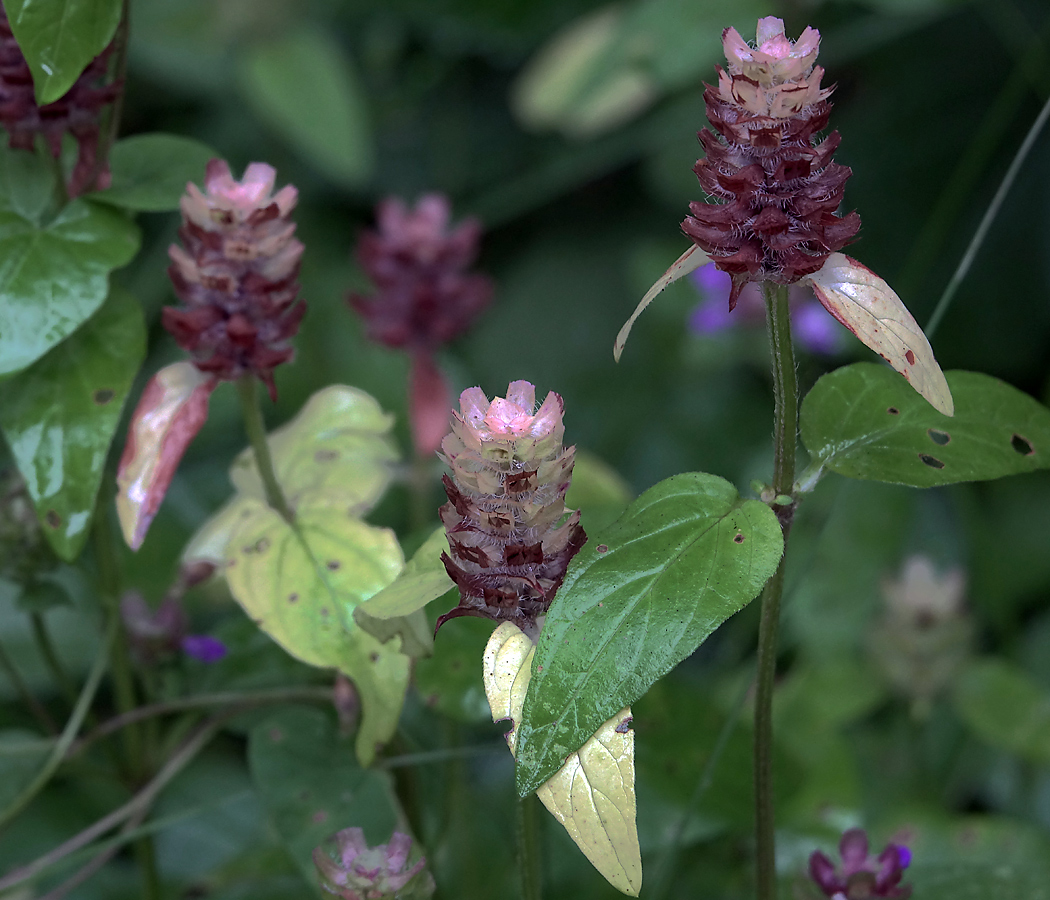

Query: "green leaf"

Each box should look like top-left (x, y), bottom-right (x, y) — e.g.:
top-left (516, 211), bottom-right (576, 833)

top-left (223, 494), bottom-right (408, 765)
top-left (515, 472), bottom-right (783, 796)
top-left (952, 658), bottom-right (1050, 765)
top-left (800, 363), bottom-right (1050, 487)
top-left (566, 449), bottom-right (634, 534)
top-left (356, 527), bottom-right (453, 620)
top-left (248, 707), bottom-right (401, 887)
top-left (94, 133), bottom-right (217, 211)
top-left (0, 147), bottom-right (141, 376)
top-left (0, 287), bottom-right (145, 560)
top-left (3, 0), bottom-right (122, 104)
top-left (238, 27), bottom-right (374, 188)
top-left (414, 606), bottom-right (492, 723)
top-left (0, 728), bottom-right (51, 808)
top-left (229, 385), bottom-right (398, 514)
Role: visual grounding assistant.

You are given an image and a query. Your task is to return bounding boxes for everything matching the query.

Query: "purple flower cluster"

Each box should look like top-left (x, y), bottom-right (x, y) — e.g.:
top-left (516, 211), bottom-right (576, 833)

top-left (313, 827), bottom-right (434, 900)
top-left (809, 828), bottom-right (912, 899)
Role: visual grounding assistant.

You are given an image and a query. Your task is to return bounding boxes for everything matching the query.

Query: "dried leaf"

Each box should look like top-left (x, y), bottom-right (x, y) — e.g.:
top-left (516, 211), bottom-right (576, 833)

top-left (116, 362), bottom-right (216, 549)
top-left (803, 253), bottom-right (954, 416)
top-left (483, 622), bottom-right (641, 896)
top-left (614, 244), bottom-right (708, 362)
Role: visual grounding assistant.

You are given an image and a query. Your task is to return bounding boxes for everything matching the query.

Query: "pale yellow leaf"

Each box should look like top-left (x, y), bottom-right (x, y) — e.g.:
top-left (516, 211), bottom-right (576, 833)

top-left (483, 622), bottom-right (642, 896)
top-left (804, 253), bottom-right (954, 416)
top-left (181, 494), bottom-right (258, 569)
top-left (356, 526), bottom-right (453, 620)
top-left (614, 244), bottom-right (708, 362)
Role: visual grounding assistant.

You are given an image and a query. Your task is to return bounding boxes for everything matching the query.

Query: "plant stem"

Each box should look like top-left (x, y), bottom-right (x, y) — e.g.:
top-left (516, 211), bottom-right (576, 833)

top-left (516, 793), bottom-right (543, 900)
top-left (30, 612), bottom-right (78, 708)
top-left (0, 635), bottom-right (58, 735)
top-left (754, 283), bottom-right (798, 900)
top-left (235, 376), bottom-right (294, 522)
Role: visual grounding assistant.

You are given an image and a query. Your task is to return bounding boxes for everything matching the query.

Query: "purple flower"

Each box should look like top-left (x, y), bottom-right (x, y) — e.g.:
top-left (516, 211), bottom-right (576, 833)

top-left (809, 828), bottom-right (912, 899)
top-left (687, 263), bottom-right (845, 355)
top-left (181, 634), bottom-right (228, 664)
top-left (313, 827), bottom-right (434, 900)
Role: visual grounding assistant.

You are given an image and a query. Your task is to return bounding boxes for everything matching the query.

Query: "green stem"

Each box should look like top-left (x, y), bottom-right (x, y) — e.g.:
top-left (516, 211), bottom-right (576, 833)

top-left (235, 376), bottom-right (294, 522)
top-left (516, 793), bottom-right (543, 900)
top-left (0, 635), bottom-right (58, 735)
top-left (31, 612), bottom-right (78, 708)
top-left (0, 619), bottom-right (114, 831)
top-left (754, 283), bottom-right (798, 900)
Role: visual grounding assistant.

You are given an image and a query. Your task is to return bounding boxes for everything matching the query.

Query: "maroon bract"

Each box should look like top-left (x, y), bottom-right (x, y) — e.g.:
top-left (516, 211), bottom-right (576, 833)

top-left (163, 159), bottom-right (305, 402)
top-left (809, 828), bottom-right (912, 899)
top-left (683, 17), bottom-right (860, 310)
top-left (349, 194), bottom-right (492, 457)
top-left (0, 9), bottom-right (121, 197)
top-left (437, 381), bottom-right (586, 640)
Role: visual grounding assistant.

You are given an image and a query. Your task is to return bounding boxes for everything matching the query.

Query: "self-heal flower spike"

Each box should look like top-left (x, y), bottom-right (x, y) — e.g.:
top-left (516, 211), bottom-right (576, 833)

top-left (809, 828), bottom-right (912, 899)
top-left (163, 160), bottom-right (305, 402)
top-left (313, 827), bottom-right (434, 900)
top-left (437, 381), bottom-right (586, 640)
top-left (684, 17), bottom-right (860, 309)
top-left (0, 8), bottom-right (122, 196)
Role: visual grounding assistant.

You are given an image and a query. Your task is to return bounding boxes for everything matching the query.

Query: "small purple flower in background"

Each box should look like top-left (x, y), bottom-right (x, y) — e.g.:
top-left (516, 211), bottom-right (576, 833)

top-left (809, 828), bottom-right (912, 899)
top-left (180, 634), bottom-right (227, 664)
top-left (313, 827), bottom-right (434, 900)
top-left (688, 263), bottom-right (845, 355)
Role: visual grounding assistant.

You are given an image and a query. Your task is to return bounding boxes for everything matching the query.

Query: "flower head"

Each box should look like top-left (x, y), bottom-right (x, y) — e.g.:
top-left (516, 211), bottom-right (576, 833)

top-left (683, 17), bottom-right (860, 309)
top-left (313, 827), bottom-right (434, 900)
top-left (120, 592), bottom-right (188, 665)
top-left (163, 159), bottom-right (305, 401)
top-left (437, 381), bottom-right (586, 639)
top-left (809, 829), bottom-right (912, 899)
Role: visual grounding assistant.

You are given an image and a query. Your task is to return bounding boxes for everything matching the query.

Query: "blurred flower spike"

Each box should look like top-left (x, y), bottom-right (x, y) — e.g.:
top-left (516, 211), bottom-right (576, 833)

top-left (689, 263), bottom-right (844, 356)
top-left (0, 7), bottom-right (122, 196)
top-left (809, 828), bottom-right (912, 899)
top-left (437, 381), bottom-right (586, 640)
top-left (350, 194), bottom-right (493, 457)
top-left (164, 159), bottom-right (305, 402)
top-left (313, 827), bottom-right (435, 900)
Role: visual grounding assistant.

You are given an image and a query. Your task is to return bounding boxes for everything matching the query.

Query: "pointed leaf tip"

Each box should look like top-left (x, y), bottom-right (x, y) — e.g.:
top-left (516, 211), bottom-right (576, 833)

top-left (483, 623), bottom-right (642, 896)
top-left (804, 253), bottom-right (954, 416)
top-left (614, 244), bottom-right (708, 362)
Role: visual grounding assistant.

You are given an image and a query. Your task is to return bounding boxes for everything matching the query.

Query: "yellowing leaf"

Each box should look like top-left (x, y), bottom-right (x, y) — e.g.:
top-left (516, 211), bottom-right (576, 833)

top-left (483, 622), bottom-right (641, 896)
top-left (116, 362), bottom-right (216, 549)
top-left (803, 253), bottom-right (954, 416)
top-left (356, 526), bottom-right (453, 620)
top-left (614, 244), bottom-right (708, 362)
top-left (229, 385), bottom-right (398, 513)
top-left (223, 492), bottom-right (408, 766)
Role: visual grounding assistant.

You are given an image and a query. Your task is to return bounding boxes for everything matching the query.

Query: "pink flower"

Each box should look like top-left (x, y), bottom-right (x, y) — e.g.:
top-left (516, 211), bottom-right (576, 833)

top-left (809, 829), bottom-right (912, 899)
top-left (313, 828), bottom-right (434, 900)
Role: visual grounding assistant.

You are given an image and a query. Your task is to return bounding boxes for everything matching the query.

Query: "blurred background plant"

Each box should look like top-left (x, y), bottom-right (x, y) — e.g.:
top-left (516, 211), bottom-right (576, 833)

top-left (3, 0), bottom-right (1050, 898)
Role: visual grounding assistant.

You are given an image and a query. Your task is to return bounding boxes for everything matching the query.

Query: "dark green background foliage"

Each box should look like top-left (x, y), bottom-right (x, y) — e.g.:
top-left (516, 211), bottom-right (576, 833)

top-left (5, 0), bottom-right (1050, 897)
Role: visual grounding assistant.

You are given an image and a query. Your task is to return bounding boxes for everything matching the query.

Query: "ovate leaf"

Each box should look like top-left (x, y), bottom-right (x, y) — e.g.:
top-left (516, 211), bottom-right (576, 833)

top-left (0, 287), bottom-right (145, 560)
top-left (0, 147), bottom-right (141, 376)
top-left (223, 494), bottom-right (407, 766)
top-left (229, 385), bottom-right (397, 514)
top-left (803, 254), bottom-right (953, 416)
top-left (515, 472), bottom-right (782, 795)
top-left (484, 622), bottom-right (641, 897)
top-left (3, 0), bottom-right (122, 104)
top-left (356, 527), bottom-right (453, 620)
top-left (238, 27), bottom-right (374, 188)
top-left (116, 362), bottom-right (216, 550)
top-left (614, 244), bottom-right (708, 361)
top-left (800, 363), bottom-right (1050, 487)
top-left (95, 133), bottom-right (217, 212)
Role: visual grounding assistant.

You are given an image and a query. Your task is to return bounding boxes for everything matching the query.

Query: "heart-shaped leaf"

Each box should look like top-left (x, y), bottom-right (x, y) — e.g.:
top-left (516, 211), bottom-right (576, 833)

top-left (803, 254), bottom-right (953, 416)
top-left (800, 363), bottom-right (1050, 487)
top-left (515, 472), bottom-right (782, 796)
top-left (0, 147), bottom-right (141, 376)
top-left (3, 0), bottom-right (122, 104)
top-left (223, 493), bottom-right (407, 765)
top-left (94, 133), bottom-right (217, 212)
top-left (484, 622), bottom-right (641, 896)
top-left (0, 287), bottom-right (145, 560)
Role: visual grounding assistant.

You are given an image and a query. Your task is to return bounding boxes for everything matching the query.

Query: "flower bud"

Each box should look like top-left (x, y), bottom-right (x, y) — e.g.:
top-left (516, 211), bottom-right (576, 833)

top-left (436, 381), bottom-right (586, 639)
top-left (313, 827), bottom-right (434, 900)
top-left (120, 591), bottom-right (187, 665)
top-left (0, 9), bottom-right (122, 196)
top-left (683, 17), bottom-right (860, 309)
top-left (809, 828), bottom-right (912, 899)
top-left (163, 159), bottom-right (305, 401)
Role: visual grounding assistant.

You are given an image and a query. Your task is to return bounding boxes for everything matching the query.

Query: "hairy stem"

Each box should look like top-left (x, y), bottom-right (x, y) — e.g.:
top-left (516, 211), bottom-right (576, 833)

top-left (516, 793), bottom-right (543, 900)
top-left (755, 283), bottom-right (797, 900)
top-left (236, 376), bottom-right (294, 522)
